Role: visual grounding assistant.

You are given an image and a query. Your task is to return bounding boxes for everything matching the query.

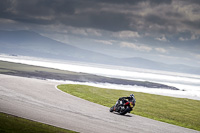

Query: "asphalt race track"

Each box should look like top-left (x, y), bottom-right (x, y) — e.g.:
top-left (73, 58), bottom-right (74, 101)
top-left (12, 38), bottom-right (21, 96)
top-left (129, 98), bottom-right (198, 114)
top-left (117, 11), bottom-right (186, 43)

top-left (0, 74), bottom-right (199, 133)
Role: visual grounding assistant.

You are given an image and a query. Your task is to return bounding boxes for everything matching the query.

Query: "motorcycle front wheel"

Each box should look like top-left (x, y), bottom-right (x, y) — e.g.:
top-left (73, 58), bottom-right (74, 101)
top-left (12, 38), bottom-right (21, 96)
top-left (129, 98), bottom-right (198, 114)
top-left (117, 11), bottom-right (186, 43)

top-left (110, 106), bottom-right (114, 112)
top-left (119, 107), bottom-right (131, 115)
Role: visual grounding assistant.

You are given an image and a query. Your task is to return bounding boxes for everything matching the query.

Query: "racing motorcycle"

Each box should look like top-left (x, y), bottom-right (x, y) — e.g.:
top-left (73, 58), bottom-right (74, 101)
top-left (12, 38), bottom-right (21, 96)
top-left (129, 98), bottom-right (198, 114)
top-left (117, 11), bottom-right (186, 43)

top-left (109, 98), bottom-right (134, 115)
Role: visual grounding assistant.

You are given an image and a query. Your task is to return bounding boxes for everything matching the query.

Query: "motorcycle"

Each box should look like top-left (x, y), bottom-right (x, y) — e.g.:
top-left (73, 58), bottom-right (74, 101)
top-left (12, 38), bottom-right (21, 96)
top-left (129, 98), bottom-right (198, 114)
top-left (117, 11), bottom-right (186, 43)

top-left (109, 98), bottom-right (134, 115)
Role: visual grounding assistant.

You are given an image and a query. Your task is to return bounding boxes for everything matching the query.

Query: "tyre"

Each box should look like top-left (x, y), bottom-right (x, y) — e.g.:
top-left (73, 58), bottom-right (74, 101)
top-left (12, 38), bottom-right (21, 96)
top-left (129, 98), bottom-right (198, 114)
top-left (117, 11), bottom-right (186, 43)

top-left (119, 107), bottom-right (131, 115)
top-left (110, 106), bottom-right (114, 112)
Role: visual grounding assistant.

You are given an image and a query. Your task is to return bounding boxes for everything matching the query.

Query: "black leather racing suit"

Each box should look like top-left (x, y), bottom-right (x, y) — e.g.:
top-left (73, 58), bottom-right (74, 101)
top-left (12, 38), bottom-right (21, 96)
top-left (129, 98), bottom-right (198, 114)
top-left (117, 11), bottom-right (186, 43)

top-left (115, 96), bottom-right (136, 111)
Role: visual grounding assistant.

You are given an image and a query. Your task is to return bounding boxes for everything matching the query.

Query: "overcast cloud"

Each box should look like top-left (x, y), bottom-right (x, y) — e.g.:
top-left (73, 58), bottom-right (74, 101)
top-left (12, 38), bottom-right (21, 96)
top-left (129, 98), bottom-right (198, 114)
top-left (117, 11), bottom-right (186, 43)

top-left (0, 0), bottom-right (200, 66)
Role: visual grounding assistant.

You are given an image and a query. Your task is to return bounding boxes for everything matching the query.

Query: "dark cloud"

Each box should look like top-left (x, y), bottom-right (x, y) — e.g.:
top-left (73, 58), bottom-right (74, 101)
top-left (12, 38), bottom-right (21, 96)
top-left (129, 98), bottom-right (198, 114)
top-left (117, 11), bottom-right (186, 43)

top-left (15, 0), bottom-right (76, 15)
top-left (96, 0), bottom-right (172, 5)
top-left (182, 0), bottom-right (200, 5)
top-left (145, 14), bottom-right (168, 25)
top-left (0, 0), bottom-right (12, 17)
top-left (0, 0), bottom-right (79, 25)
top-left (148, 0), bottom-right (172, 6)
top-left (165, 11), bottom-right (183, 18)
top-left (95, 0), bottom-right (144, 5)
top-left (183, 20), bottom-right (200, 29)
top-left (0, 0), bottom-right (11, 12)
top-left (89, 12), bottom-right (131, 31)
top-left (53, 11), bottom-right (131, 32)
top-left (0, 0), bottom-right (133, 31)
top-left (0, 0), bottom-right (199, 37)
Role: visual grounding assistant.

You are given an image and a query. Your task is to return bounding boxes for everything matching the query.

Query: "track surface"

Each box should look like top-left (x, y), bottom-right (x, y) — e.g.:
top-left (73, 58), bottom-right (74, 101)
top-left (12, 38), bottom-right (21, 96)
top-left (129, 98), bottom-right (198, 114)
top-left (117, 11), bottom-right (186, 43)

top-left (0, 74), bottom-right (199, 133)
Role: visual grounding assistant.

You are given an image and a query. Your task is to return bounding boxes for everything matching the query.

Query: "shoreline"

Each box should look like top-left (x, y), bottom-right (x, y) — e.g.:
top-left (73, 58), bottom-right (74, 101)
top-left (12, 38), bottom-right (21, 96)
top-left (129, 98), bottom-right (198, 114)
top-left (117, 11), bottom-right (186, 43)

top-left (0, 60), bottom-right (178, 90)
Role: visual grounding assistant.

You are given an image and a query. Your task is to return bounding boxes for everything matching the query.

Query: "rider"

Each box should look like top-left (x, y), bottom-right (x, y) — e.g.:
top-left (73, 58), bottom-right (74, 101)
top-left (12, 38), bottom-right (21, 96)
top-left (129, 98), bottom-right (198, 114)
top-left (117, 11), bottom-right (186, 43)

top-left (115, 94), bottom-right (136, 112)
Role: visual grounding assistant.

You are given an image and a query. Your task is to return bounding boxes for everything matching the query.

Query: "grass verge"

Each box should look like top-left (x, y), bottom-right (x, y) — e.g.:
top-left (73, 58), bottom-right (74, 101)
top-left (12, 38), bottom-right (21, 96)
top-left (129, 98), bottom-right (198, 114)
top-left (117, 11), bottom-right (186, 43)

top-left (0, 112), bottom-right (77, 133)
top-left (58, 84), bottom-right (200, 131)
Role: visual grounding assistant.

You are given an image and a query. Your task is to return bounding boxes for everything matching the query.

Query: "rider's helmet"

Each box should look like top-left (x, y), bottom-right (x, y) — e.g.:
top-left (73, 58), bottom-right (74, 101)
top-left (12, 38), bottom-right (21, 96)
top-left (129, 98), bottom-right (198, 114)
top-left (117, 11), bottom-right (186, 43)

top-left (130, 94), bottom-right (134, 98)
top-left (130, 94), bottom-right (136, 103)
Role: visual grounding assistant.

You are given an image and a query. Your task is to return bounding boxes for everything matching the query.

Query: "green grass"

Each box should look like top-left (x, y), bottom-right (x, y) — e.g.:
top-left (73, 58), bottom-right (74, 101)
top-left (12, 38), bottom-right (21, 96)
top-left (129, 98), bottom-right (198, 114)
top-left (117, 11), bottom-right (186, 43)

top-left (0, 112), bottom-right (77, 133)
top-left (58, 84), bottom-right (200, 131)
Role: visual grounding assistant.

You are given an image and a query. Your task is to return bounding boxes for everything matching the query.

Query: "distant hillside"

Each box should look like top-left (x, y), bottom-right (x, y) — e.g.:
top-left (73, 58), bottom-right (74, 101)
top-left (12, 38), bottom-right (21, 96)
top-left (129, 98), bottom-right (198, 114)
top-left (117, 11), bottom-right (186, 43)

top-left (0, 30), bottom-right (199, 75)
top-left (122, 57), bottom-right (166, 69)
top-left (122, 57), bottom-right (200, 74)
top-left (0, 30), bottom-right (119, 65)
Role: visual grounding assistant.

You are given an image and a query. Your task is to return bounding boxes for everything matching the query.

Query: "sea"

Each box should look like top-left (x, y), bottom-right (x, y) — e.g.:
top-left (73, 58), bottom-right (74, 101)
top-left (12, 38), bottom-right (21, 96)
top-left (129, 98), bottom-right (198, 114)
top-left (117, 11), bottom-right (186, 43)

top-left (0, 54), bottom-right (200, 100)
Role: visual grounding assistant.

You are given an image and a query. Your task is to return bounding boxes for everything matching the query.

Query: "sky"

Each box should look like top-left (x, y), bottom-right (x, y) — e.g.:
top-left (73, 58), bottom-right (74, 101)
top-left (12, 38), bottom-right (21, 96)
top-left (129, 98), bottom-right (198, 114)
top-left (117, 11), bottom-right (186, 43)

top-left (0, 0), bottom-right (200, 67)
